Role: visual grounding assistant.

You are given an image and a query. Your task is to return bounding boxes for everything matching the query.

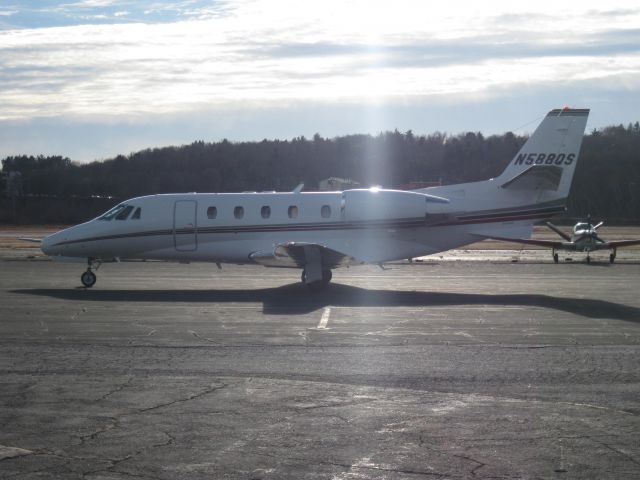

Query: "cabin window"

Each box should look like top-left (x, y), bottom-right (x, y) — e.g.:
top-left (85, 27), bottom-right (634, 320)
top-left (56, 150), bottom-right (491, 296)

top-left (321, 205), bottom-right (331, 218)
top-left (234, 206), bottom-right (244, 219)
top-left (131, 207), bottom-right (141, 220)
top-left (261, 206), bottom-right (271, 219)
top-left (99, 204), bottom-right (127, 221)
top-left (207, 206), bottom-right (217, 219)
top-left (115, 205), bottom-right (134, 220)
top-left (288, 205), bottom-right (299, 219)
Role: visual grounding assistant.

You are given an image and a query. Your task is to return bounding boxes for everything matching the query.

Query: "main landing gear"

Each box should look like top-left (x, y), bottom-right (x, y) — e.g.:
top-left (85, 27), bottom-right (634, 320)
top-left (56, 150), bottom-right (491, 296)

top-left (81, 258), bottom-right (101, 288)
top-left (552, 248), bottom-right (617, 264)
top-left (301, 268), bottom-right (332, 290)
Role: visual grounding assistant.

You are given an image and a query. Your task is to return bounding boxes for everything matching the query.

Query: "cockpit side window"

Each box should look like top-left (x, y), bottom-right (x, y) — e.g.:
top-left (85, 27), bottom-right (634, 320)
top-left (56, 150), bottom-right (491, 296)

top-left (115, 205), bottom-right (134, 220)
top-left (99, 204), bottom-right (127, 221)
top-left (131, 207), bottom-right (141, 220)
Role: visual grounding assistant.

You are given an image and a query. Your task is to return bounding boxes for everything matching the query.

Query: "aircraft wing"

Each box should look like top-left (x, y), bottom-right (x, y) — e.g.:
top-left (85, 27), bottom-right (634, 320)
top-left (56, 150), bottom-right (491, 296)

top-left (18, 237), bottom-right (43, 243)
top-left (489, 236), bottom-right (566, 249)
top-left (491, 236), bottom-right (640, 251)
top-left (249, 242), bottom-right (360, 269)
top-left (592, 239), bottom-right (640, 250)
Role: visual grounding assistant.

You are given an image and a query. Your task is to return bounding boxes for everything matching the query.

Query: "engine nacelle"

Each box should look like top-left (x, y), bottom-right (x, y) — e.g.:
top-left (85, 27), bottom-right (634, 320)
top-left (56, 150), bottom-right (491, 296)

top-left (341, 188), bottom-right (449, 222)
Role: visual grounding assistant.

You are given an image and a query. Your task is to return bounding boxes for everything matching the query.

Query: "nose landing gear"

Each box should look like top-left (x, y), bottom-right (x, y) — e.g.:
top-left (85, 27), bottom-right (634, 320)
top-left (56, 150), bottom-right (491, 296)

top-left (81, 258), bottom-right (101, 288)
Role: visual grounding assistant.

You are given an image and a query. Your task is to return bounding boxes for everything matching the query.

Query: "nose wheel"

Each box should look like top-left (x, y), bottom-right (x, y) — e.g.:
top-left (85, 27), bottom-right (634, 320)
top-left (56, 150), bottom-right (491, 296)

top-left (81, 258), bottom-right (101, 288)
top-left (81, 270), bottom-right (97, 288)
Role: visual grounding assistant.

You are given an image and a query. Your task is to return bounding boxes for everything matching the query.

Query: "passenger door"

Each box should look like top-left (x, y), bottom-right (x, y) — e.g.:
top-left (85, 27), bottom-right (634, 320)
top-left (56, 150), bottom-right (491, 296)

top-left (173, 200), bottom-right (198, 251)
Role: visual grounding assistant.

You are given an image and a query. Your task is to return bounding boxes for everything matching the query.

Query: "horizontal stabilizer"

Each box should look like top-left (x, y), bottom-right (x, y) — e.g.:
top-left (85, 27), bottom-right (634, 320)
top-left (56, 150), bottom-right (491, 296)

top-left (500, 165), bottom-right (563, 191)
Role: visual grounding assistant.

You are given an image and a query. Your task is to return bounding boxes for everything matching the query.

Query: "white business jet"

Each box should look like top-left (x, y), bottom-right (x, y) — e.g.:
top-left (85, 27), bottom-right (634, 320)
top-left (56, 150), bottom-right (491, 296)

top-left (41, 108), bottom-right (589, 288)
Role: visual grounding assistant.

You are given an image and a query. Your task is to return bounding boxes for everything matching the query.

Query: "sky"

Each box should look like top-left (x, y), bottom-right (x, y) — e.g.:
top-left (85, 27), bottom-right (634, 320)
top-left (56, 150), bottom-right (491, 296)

top-left (0, 0), bottom-right (639, 162)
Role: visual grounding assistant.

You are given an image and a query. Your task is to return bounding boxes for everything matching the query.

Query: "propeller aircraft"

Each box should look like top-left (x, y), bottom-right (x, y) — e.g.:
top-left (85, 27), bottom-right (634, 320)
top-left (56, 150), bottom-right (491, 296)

top-left (492, 217), bottom-right (640, 263)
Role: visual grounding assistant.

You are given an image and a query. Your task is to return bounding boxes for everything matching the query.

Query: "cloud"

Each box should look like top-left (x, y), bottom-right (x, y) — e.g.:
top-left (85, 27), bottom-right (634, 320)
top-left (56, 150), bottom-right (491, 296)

top-left (0, 0), bottom-right (639, 160)
top-left (250, 29), bottom-right (640, 66)
top-left (1, 8), bottom-right (638, 120)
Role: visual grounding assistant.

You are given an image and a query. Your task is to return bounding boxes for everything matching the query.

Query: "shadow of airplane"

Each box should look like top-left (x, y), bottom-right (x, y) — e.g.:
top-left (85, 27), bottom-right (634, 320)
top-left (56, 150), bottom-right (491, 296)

top-left (12, 283), bottom-right (640, 322)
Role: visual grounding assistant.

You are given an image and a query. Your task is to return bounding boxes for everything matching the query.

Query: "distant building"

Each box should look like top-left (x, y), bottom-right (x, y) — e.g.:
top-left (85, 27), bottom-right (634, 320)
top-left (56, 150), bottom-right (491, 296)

top-left (397, 179), bottom-right (442, 190)
top-left (318, 177), bottom-right (360, 191)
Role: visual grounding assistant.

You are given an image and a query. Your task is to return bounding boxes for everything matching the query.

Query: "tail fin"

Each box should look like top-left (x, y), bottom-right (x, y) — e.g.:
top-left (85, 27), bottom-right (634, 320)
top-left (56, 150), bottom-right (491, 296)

top-left (495, 108), bottom-right (589, 201)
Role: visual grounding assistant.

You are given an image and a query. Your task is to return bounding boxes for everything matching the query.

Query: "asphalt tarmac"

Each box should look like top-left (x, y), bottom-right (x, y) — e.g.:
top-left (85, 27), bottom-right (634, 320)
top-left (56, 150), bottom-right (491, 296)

top-left (1, 259), bottom-right (639, 479)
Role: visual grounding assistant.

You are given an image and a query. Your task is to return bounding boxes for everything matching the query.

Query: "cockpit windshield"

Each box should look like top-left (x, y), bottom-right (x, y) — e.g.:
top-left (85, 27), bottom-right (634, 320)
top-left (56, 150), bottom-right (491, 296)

top-left (98, 203), bottom-right (140, 220)
top-left (99, 204), bottom-right (127, 221)
top-left (99, 204), bottom-right (141, 221)
top-left (115, 205), bottom-right (134, 220)
top-left (574, 222), bottom-right (589, 232)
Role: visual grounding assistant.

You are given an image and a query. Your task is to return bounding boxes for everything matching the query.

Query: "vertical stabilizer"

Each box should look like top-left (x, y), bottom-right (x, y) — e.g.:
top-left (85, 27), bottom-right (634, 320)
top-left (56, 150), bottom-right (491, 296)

top-left (496, 108), bottom-right (589, 201)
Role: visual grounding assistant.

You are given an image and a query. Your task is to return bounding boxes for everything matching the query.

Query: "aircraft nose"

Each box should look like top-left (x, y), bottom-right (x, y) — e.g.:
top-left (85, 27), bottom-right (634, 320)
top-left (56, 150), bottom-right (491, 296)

top-left (41, 231), bottom-right (67, 256)
top-left (41, 234), bottom-right (56, 256)
top-left (41, 225), bottom-right (93, 258)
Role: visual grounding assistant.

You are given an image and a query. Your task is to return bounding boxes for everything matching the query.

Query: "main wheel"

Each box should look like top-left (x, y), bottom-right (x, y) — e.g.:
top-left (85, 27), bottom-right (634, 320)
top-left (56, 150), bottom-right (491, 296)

top-left (301, 269), bottom-right (331, 290)
top-left (81, 270), bottom-right (97, 288)
top-left (322, 269), bottom-right (332, 284)
top-left (610, 253), bottom-right (616, 263)
top-left (586, 255), bottom-right (591, 264)
top-left (553, 253), bottom-right (559, 264)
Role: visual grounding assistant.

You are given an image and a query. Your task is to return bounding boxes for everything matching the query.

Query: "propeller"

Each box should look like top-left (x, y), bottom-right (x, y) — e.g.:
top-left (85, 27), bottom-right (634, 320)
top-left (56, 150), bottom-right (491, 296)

top-left (545, 221), bottom-right (572, 241)
top-left (586, 215), bottom-right (605, 242)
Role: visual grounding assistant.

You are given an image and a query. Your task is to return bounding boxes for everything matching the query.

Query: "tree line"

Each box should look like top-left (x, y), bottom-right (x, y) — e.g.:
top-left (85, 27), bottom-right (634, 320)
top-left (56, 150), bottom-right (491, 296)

top-left (1, 122), bottom-right (639, 224)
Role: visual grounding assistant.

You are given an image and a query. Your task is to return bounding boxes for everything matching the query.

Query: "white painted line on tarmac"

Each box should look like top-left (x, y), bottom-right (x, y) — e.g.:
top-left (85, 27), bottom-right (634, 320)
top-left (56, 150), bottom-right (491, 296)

top-left (317, 307), bottom-right (331, 329)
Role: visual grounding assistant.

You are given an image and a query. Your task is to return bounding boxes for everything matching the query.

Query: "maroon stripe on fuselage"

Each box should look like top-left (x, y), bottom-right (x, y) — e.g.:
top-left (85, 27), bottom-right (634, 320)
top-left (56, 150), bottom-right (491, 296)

top-left (51, 204), bottom-right (566, 247)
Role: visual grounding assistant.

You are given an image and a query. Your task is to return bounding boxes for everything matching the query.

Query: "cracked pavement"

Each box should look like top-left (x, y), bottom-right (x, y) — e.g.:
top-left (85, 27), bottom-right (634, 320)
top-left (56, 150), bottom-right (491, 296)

top-left (1, 260), bottom-right (640, 479)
